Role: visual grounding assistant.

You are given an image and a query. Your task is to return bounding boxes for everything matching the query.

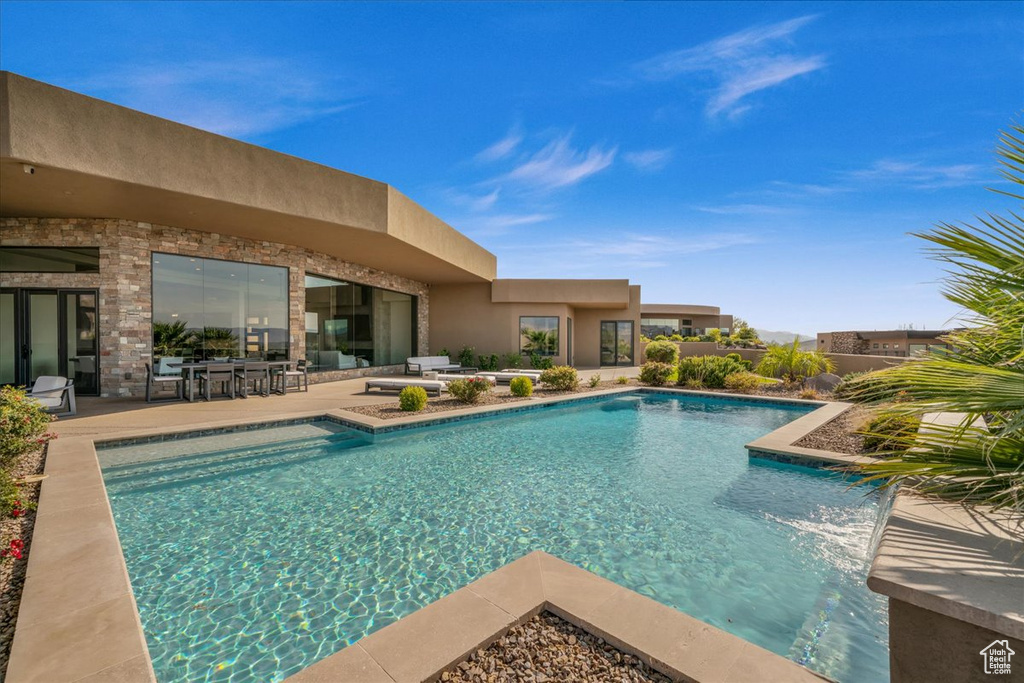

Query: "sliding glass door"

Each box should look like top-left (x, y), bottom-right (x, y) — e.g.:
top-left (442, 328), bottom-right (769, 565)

top-left (0, 289), bottom-right (99, 394)
top-left (600, 320), bottom-right (635, 367)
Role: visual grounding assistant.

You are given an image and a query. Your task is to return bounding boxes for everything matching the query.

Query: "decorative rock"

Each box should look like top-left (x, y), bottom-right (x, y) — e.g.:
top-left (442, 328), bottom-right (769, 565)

top-left (805, 372), bottom-right (842, 393)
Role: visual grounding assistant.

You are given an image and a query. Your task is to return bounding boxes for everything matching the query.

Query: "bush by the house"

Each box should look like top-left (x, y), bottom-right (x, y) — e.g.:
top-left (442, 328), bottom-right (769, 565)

top-left (588, 374), bottom-right (601, 388)
top-left (458, 346), bottom-right (475, 368)
top-left (398, 386), bottom-right (428, 412)
top-left (644, 340), bottom-right (679, 365)
top-left (1, 385), bottom-right (55, 468)
top-left (615, 376), bottom-right (629, 385)
top-left (676, 355), bottom-right (746, 389)
top-left (638, 362), bottom-right (674, 386)
top-left (530, 353), bottom-right (554, 370)
top-left (723, 371), bottom-right (761, 394)
top-left (724, 352), bottom-right (753, 371)
top-left (447, 377), bottom-right (492, 404)
top-left (502, 352), bottom-right (523, 369)
top-left (539, 366), bottom-right (579, 391)
top-left (477, 354), bottom-right (500, 371)
top-left (509, 376), bottom-right (534, 397)
top-left (669, 334), bottom-right (685, 342)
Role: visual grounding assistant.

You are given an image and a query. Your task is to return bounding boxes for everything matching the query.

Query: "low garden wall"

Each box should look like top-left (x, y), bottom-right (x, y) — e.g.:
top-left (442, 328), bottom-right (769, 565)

top-left (638, 341), bottom-right (908, 376)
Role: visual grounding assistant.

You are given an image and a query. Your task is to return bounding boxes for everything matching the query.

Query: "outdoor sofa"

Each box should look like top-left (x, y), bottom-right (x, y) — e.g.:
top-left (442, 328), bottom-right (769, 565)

top-left (404, 355), bottom-right (470, 375)
top-left (365, 378), bottom-right (447, 396)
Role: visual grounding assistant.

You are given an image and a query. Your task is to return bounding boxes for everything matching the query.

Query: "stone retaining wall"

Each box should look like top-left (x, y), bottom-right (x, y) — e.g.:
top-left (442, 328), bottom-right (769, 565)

top-left (1, 218), bottom-right (429, 397)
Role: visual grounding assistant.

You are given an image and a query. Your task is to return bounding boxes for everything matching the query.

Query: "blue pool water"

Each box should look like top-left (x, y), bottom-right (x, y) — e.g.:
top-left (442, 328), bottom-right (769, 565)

top-left (100, 393), bottom-right (889, 682)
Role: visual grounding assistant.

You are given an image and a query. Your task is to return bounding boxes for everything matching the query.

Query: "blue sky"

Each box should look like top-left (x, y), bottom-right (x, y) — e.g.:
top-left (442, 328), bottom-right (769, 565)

top-left (2, 2), bottom-right (1021, 335)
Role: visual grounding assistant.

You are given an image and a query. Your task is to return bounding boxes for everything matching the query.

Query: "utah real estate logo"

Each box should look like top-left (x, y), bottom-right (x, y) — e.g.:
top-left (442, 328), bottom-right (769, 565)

top-left (980, 640), bottom-right (1015, 675)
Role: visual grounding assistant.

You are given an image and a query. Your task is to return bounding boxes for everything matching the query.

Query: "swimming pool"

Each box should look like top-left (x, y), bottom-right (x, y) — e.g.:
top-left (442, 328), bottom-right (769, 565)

top-left (100, 392), bottom-right (889, 682)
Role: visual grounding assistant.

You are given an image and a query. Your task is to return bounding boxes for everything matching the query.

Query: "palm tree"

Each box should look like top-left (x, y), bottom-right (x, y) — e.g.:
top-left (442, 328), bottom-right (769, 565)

top-left (521, 327), bottom-right (556, 355)
top-left (152, 320), bottom-right (197, 357)
top-left (755, 337), bottom-right (834, 383)
top-left (847, 122), bottom-right (1024, 511)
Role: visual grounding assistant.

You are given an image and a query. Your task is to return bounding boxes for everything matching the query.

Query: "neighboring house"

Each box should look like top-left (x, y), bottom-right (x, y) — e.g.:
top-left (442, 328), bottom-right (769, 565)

top-left (640, 304), bottom-right (732, 339)
top-left (816, 330), bottom-right (953, 357)
top-left (0, 72), bottom-right (710, 397)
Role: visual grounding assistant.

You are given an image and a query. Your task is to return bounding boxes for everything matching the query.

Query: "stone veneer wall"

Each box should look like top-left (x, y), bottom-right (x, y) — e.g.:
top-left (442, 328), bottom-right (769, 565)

top-left (1, 218), bottom-right (429, 397)
top-left (825, 331), bottom-right (865, 355)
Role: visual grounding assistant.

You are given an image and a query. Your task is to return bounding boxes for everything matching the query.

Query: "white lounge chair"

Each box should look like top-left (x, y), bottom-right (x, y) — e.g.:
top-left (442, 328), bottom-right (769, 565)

top-left (405, 356), bottom-right (467, 375)
top-left (477, 371), bottom-right (540, 385)
top-left (28, 376), bottom-right (76, 416)
top-left (365, 378), bottom-right (446, 396)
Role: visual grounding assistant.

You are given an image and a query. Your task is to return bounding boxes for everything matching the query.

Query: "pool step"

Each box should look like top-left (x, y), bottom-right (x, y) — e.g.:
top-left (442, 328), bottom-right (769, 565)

top-left (102, 431), bottom-right (365, 476)
top-left (103, 434), bottom-right (367, 492)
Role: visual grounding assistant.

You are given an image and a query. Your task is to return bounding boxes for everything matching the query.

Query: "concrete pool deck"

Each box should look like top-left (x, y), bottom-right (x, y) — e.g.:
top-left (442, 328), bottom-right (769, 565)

top-left (7, 377), bottom-right (1022, 682)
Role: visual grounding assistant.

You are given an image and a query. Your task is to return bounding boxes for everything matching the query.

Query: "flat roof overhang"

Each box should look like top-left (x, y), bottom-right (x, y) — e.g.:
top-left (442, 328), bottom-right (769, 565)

top-left (641, 303), bottom-right (722, 316)
top-left (0, 72), bottom-right (496, 285)
top-left (491, 278), bottom-right (631, 309)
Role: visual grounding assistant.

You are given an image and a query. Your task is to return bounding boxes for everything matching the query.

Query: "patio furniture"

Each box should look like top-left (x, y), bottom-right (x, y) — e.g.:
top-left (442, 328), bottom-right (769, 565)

top-left (272, 359), bottom-right (309, 393)
top-left (477, 371), bottom-right (541, 385)
top-left (145, 362), bottom-right (185, 403)
top-left (198, 363), bottom-right (236, 401)
top-left (436, 373), bottom-right (497, 385)
top-left (28, 376), bottom-right (76, 416)
top-left (404, 355), bottom-right (469, 375)
top-left (365, 378), bottom-right (446, 396)
top-left (234, 361), bottom-right (270, 398)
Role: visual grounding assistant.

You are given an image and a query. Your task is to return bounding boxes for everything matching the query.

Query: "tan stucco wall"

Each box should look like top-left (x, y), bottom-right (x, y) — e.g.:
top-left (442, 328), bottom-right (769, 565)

top-left (429, 283), bottom-right (642, 368)
top-left (429, 284), bottom-right (571, 364)
top-left (492, 279), bottom-right (631, 307)
top-left (888, 599), bottom-right (1022, 683)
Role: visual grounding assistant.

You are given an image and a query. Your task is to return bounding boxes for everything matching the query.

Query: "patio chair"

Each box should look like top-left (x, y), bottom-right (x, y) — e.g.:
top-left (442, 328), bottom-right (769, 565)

top-left (234, 361), bottom-right (270, 398)
top-left (28, 376), bottom-right (76, 416)
top-left (198, 363), bottom-right (236, 401)
top-left (145, 362), bottom-right (185, 403)
top-left (272, 359), bottom-right (309, 393)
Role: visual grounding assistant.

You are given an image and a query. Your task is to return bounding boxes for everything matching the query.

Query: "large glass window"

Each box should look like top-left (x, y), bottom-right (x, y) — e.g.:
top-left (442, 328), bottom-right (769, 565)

top-left (0, 247), bottom-right (100, 272)
top-left (520, 316), bottom-right (559, 356)
top-left (601, 321), bottom-right (634, 366)
top-left (641, 317), bottom-right (680, 338)
top-left (304, 274), bottom-right (416, 371)
top-left (152, 254), bottom-right (289, 361)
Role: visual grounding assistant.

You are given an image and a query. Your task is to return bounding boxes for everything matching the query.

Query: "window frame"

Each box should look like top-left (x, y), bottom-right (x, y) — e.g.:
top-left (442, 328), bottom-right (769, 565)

top-left (519, 315), bottom-right (560, 357)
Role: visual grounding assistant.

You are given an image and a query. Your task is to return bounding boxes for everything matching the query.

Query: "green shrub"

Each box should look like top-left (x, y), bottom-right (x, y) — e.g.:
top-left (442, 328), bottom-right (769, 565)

top-left (458, 346), bottom-right (475, 368)
top-left (0, 385), bottom-right (55, 469)
top-left (682, 336), bottom-right (701, 342)
top-left (437, 347), bottom-right (450, 358)
top-left (477, 354), bottom-right (500, 371)
top-left (529, 353), bottom-right (554, 370)
top-left (502, 352), bottom-right (523, 369)
top-left (639, 362), bottom-right (674, 386)
top-left (723, 371), bottom-right (761, 394)
top-left (509, 376), bottom-right (534, 397)
top-left (669, 334), bottom-right (684, 342)
top-left (447, 377), bottom-right (492, 404)
top-left (645, 340), bottom-right (680, 365)
top-left (799, 388), bottom-right (821, 400)
top-left (676, 355), bottom-right (746, 389)
top-left (615, 376), bottom-right (629, 385)
top-left (398, 385), bottom-right (428, 412)
top-left (725, 352), bottom-right (753, 371)
top-left (588, 374), bottom-right (601, 388)
top-left (539, 366), bottom-right (579, 391)
top-left (653, 334), bottom-right (669, 341)
top-left (683, 378), bottom-right (705, 389)
top-left (862, 413), bottom-right (922, 453)
top-left (0, 470), bottom-right (26, 518)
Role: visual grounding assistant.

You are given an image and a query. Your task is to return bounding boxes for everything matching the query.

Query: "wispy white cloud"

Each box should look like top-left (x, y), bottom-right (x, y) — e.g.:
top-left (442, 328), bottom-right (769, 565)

top-left (623, 148), bottom-right (673, 172)
top-left (475, 126), bottom-right (524, 162)
top-left (498, 133), bottom-right (617, 190)
top-left (631, 15), bottom-right (825, 119)
top-left (693, 203), bottom-right (793, 216)
top-left (843, 160), bottom-right (985, 189)
top-left (445, 187), bottom-right (501, 212)
top-left (458, 212), bottom-right (556, 237)
top-left (73, 57), bottom-right (361, 137)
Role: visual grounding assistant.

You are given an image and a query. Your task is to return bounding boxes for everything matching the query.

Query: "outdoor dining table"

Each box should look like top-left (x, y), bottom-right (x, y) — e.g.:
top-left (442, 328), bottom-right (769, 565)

top-left (168, 360), bottom-right (295, 402)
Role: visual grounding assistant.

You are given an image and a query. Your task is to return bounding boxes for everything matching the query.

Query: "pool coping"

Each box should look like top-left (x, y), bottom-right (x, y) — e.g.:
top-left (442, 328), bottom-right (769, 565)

top-left (13, 386), bottom-right (1011, 682)
top-left (283, 550), bottom-right (830, 683)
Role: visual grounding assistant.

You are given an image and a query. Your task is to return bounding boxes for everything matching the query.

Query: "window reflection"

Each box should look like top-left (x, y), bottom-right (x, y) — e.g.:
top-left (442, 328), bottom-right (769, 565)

top-left (520, 316), bottom-right (559, 356)
top-left (152, 254), bottom-right (289, 361)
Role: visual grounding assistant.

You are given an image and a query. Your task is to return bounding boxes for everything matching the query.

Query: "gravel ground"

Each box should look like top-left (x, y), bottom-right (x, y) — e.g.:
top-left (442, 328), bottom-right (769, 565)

top-left (0, 444), bottom-right (48, 679)
top-left (440, 612), bottom-right (671, 683)
top-left (794, 405), bottom-right (870, 455)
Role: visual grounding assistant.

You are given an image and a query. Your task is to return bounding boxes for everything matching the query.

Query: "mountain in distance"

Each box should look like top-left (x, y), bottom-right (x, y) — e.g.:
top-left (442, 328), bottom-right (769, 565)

top-left (755, 328), bottom-right (814, 345)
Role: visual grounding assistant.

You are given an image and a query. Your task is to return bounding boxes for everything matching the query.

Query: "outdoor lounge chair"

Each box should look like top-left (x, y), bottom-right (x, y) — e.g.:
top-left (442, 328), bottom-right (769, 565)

top-left (365, 378), bottom-right (446, 396)
top-left (28, 376), bottom-right (76, 416)
top-left (404, 355), bottom-right (467, 375)
top-left (477, 371), bottom-right (541, 385)
top-left (145, 362), bottom-right (185, 403)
